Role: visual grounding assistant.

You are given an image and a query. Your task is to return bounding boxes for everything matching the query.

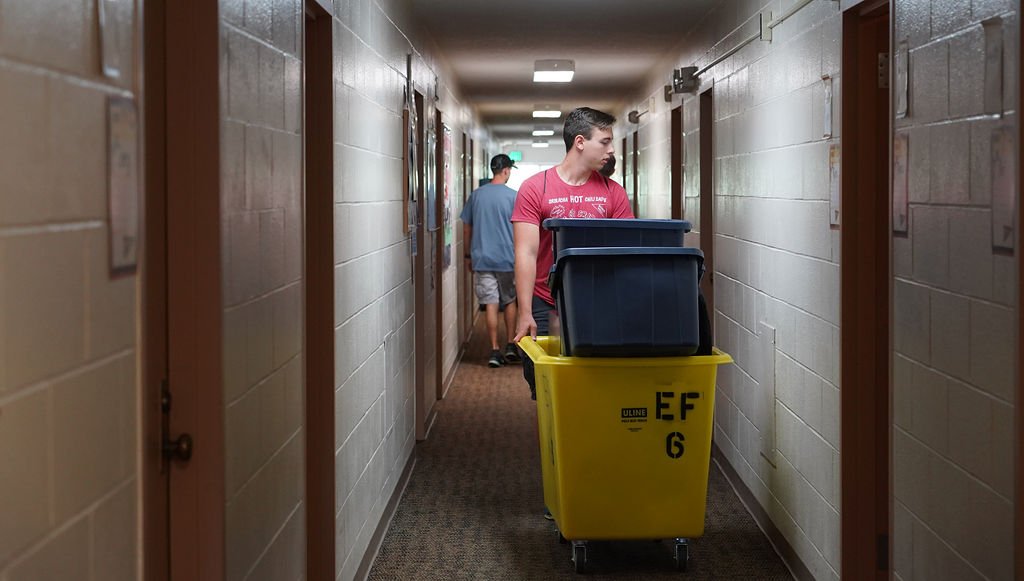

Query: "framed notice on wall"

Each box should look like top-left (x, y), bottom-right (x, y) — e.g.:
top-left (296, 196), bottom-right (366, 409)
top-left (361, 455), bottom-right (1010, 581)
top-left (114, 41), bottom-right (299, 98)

top-left (892, 132), bottom-right (909, 233)
top-left (991, 125), bottom-right (1016, 251)
top-left (442, 124), bottom-right (453, 268)
top-left (828, 143), bottom-right (841, 226)
top-left (107, 96), bottom-right (139, 276)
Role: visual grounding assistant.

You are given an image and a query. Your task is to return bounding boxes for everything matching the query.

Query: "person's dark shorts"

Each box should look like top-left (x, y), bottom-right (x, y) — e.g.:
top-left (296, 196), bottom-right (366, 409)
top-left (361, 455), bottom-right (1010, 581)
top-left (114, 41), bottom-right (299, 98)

top-left (523, 296), bottom-right (555, 400)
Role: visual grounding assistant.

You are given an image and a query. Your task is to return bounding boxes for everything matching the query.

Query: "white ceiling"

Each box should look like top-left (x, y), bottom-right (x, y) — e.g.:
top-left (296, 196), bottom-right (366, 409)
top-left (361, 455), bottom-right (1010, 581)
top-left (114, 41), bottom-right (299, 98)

top-left (410, 0), bottom-right (717, 142)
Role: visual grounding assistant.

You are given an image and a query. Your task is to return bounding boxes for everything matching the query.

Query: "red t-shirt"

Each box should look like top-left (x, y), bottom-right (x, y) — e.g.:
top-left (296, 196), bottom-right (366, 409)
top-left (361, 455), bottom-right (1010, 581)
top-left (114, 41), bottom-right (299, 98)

top-left (511, 167), bottom-right (634, 305)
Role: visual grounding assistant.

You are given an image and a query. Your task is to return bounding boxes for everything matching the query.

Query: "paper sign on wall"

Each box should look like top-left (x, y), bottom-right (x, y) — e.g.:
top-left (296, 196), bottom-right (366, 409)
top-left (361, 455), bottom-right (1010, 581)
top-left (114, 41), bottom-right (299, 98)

top-left (822, 75), bottom-right (833, 138)
top-left (983, 18), bottom-right (1004, 115)
top-left (991, 125), bottom-right (1015, 251)
top-left (99, 0), bottom-right (127, 79)
top-left (895, 41), bottom-right (909, 119)
top-left (107, 96), bottom-right (139, 276)
top-left (829, 143), bottom-right (841, 226)
top-left (893, 133), bottom-right (909, 233)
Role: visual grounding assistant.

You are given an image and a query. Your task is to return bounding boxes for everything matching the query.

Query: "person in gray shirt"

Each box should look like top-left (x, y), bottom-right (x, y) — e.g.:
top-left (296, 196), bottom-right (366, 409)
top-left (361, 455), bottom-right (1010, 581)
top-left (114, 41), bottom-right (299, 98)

top-left (461, 154), bottom-right (520, 367)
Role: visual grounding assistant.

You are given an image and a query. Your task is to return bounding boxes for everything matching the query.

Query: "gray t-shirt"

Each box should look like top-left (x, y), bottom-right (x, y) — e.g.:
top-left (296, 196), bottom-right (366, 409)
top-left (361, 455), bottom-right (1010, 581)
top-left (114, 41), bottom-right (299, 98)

top-left (460, 182), bottom-right (517, 272)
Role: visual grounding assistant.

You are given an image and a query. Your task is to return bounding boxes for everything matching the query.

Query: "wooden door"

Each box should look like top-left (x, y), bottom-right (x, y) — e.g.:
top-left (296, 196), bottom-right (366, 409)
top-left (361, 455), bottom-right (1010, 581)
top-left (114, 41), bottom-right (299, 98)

top-left (631, 130), bottom-right (640, 217)
top-left (699, 88), bottom-right (715, 329)
top-left (671, 105), bottom-right (683, 220)
top-left (142, 1), bottom-right (225, 579)
top-left (460, 131), bottom-right (473, 343)
top-left (434, 110), bottom-right (446, 399)
top-left (303, 1), bottom-right (335, 577)
top-left (840, 2), bottom-right (891, 578)
top-left (414, 91), bottom-right (438, 440)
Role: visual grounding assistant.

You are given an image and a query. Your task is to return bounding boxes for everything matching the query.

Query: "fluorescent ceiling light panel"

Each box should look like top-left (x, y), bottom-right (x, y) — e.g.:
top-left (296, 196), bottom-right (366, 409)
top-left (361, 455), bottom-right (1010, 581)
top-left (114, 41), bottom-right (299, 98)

top-left (532, 104), bottom-right (561, 118)
top-left (532, 140), bottom-right (550, 148)
top-left (532, 127), bottom-right (555, 137)
top-left (533, 59), bottom-right (574, 83)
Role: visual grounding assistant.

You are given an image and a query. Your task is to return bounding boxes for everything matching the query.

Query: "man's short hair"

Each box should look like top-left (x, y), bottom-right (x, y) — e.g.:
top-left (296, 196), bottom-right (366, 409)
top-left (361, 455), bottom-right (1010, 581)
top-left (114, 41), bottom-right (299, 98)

top-left (563, 107), bottom-right (617, 152)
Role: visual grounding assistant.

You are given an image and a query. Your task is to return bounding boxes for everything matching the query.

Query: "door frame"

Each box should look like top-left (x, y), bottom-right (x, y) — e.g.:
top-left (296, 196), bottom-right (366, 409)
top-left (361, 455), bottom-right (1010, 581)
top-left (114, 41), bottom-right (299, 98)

top-left (1016, 7), bottom-right (1024, 577)
top-left (671, 105), bottom-right (683, 220)
top-left (631, 130), bottom-right (640, 217)
top-left (413, 90), bottom-right (437, 440)
top-left (839, 1), bottom-right (891, 578)
top-left (460, 131), bottom-right (473, 344)
top-left (303, 1), bottom-right (335, 578)
top-left (699, 87), bottom-right (715, 328)
top-left (434, 109), bottom-right (446, 400)
top-left (621, 136), bottom-right (628, 200)
top-left (142, 0), bottom-right (225, 578)
top-left (141, 1), bottom-right (169, 576)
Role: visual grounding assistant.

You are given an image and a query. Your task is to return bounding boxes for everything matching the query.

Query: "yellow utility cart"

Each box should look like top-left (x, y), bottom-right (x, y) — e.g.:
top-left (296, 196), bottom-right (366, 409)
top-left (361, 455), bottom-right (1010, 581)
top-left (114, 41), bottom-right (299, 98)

top-left (519, 336), bottom-right (733, 573)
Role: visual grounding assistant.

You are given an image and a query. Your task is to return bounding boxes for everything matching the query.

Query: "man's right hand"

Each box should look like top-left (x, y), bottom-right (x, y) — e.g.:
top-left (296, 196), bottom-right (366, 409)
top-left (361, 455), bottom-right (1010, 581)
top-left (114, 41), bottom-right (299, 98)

top-left (513, 313), bottom-right (537, 343)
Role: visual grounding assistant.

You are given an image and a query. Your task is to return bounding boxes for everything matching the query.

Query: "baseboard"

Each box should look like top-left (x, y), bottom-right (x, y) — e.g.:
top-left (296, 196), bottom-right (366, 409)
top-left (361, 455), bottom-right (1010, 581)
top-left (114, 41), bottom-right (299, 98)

top-left (354, 450), bottom-right (417, 581)
top-left (441, 347), bottom-right (461, 399)
top-left (422, 407), bottom-right (438, 440)
top-left (711, 444), bottom-right (815, 581)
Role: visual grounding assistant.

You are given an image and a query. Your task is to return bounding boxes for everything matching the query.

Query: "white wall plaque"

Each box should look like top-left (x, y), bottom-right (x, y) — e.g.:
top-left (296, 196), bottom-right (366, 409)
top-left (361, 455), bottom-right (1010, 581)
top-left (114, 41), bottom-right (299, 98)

top-left (991, 125), bottom-right (1015, 251)
top-left (108, 96), bottom-right (139, 275)
top-left (895, 41), bottom-right (909, 119)
top-left (983, 18), bottom-right (1004, 115)
top-left (893, 133), bottom-right (909, 233)
top-left (829, 143), bottom-right (841, 226)
top-left (823, 75), bottom-right (833, 138)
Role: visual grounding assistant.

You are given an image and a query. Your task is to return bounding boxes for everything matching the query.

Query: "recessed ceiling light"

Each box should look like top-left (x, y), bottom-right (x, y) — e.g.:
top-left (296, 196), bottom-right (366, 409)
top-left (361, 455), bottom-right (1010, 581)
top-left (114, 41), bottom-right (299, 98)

top-left (532, 126), bottom-right (555, 137)
top-left (534, 59), bottom-right (574, 83)
top-left (532, 140), bottom-right (550, 148)
top-left (532, 104), bottom-right (561, 118)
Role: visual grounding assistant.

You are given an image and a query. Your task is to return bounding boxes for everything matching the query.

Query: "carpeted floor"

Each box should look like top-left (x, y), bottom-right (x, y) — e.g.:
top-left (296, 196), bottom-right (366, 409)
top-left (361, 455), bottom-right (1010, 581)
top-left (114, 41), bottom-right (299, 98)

top-left (368, 318), bottom-right (793, 580)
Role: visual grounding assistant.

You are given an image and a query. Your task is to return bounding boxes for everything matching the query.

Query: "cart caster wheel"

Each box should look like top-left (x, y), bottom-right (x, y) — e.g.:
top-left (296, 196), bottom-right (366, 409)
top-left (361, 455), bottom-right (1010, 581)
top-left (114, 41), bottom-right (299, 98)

top-left (673, 538), bottom-right (689, 572)
top-left (571, 542), bottom-right (587, 574)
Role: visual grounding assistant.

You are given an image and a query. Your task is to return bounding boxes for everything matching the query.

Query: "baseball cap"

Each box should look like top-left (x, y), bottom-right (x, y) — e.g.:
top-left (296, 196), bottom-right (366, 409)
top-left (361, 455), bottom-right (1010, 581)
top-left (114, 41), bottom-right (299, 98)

top-left (490, 154), bottom-right (517, 173)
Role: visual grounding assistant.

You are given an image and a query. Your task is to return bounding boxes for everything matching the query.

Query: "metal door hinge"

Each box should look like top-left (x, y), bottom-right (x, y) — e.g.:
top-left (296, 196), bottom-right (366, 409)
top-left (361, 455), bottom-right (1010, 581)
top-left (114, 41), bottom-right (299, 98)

top-left (160, 379), bottom-right (194, 463)
top-left (878, 52), bottom-right (890, 89)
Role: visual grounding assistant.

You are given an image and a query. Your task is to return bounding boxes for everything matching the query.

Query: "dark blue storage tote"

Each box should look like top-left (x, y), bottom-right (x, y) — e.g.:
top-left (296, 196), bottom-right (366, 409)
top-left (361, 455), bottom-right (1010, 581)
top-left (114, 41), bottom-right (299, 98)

top-left (549, 247), bottom-right (705, 357)
top-left (543, 218), bottom-right (691, 263)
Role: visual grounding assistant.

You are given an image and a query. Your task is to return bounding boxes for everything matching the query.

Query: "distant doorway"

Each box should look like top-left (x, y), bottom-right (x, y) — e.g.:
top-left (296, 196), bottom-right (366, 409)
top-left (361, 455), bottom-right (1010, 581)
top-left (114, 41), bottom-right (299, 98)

top-left (303, 1), bottom-right (335, 577)
top-left (840, 2), bottom-right (891, 578)
top-left (671, 105), bottom-right (683, 220)
top-left (413, 90), bottom-right (439, 440)
top-left (698, 88), bottom-right (715, 330)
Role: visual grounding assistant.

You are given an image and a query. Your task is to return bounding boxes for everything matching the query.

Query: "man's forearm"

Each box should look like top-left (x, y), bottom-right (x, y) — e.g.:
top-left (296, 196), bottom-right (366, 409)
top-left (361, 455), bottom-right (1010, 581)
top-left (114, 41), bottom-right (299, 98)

top-left (515, 255), bottom-right (536, 315)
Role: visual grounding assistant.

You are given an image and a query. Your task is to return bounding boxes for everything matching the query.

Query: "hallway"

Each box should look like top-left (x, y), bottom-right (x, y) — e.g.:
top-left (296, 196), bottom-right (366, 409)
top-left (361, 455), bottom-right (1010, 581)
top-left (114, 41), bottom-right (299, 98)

top-left (367, 318), bottom-right (793, 580)
top-left (0, 0), bottom-right (1021, 580)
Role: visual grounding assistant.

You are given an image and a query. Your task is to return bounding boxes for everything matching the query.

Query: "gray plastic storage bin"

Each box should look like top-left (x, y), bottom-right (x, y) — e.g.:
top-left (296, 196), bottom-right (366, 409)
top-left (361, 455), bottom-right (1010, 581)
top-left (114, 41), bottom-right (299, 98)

top-left (543, 218), bottom-right (691, 263)
top-left (549, 247), bottom-right (704, 357)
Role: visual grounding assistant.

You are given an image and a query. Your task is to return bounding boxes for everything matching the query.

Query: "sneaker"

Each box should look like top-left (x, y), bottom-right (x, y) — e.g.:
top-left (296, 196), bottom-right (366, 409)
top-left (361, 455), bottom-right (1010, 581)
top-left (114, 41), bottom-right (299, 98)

top-left (487, 350), bottom-right (504, 368)
top-left (543, 509), bottom-right (554, 521)
top-left (503, 343), bottom-right (521, 364)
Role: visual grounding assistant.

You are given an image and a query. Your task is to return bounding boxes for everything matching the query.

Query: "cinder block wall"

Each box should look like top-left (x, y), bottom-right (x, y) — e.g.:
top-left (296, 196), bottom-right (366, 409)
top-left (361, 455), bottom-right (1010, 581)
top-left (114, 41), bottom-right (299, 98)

top-left (624, 0), bottom-right (1020, 579)
top-left (624, 1), bottom-right (846, 579)
top-left (330, 1), bottom-right (478, 579)
top-left (0, 1), bottom-right (141, 579)
top-left (891, 1), bottom-right (1017, 578)
top-left (221, 1), bottom-right (306, 580)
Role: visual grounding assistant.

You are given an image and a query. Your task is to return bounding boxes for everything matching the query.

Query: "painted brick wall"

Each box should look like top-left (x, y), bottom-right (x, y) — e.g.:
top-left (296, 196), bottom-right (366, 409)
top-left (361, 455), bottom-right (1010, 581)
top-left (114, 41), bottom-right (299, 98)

top-left (330, 1), bottom-right (476, 579)
top-left (623, 1), bottom-right (843, 578)
top-left (892, 0), bottom-right (1017, 578)
top-left (221, 1), bottom-right (306, 580)
top-left (0, 1), bottom-right (140, 579)
top-left (625, 0), bottom-right (1020, 579)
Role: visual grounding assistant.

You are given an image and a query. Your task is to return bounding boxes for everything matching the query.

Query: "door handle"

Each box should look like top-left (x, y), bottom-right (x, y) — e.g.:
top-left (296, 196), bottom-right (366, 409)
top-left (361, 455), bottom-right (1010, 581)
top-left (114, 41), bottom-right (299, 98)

top-left (163, 433), bottom-right (193, 462)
